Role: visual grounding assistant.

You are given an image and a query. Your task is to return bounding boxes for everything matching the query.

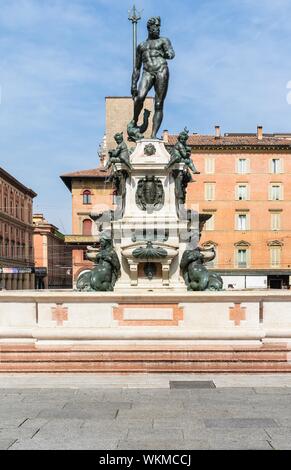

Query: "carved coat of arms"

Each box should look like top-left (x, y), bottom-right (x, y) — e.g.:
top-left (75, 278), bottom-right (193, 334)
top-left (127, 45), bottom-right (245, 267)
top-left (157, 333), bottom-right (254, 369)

top-left (135, 175), bottom-right (164, 211)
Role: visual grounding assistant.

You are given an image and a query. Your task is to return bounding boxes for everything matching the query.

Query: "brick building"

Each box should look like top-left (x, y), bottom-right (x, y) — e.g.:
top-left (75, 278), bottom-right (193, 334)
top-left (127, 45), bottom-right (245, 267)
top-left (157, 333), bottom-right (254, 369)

top-left (0, 167), bottom-right (36, 290)
top-left (165, 126), bottom-right (291, 288)
top-left (33, 214), bottom-right (72, 289)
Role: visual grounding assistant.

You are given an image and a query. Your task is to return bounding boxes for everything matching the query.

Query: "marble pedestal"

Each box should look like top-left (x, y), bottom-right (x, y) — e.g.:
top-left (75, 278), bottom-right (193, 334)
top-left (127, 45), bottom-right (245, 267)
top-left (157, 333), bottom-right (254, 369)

top-left (1, 290), bottom-right (291, 372)
top-left (112, 139), bottom-right (191, 290)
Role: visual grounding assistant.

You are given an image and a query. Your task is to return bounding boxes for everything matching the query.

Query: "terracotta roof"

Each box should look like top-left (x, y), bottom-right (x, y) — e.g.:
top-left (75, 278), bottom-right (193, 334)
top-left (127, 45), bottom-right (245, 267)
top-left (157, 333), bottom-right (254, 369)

top-left (60, 167), bottom-right (109, 191)
top-left (167, 134), bottom-right (291, 149)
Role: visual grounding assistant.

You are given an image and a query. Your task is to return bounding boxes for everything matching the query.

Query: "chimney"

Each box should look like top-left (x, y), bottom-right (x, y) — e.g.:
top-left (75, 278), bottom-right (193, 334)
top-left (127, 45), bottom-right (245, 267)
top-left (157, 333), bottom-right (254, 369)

top-left (257, 125), bottom-right (263, 140)
top-left (215, 125), bottom-right (221, 138)
top-left (162, 129), bottom-right (169, 143)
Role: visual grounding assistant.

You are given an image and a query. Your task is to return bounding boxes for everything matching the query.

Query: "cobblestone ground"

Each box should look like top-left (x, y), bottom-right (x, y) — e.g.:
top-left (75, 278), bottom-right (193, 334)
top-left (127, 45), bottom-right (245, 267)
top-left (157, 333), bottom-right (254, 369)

top-left (1, 374), bottom-right (291, 450)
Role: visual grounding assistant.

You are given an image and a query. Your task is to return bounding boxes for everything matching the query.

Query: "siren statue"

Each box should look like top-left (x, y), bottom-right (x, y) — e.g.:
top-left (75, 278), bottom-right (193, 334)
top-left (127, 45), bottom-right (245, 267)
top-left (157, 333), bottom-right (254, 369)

top-left (77, 234), bottom-right (120, 292)
top-left (180, 246), bottom-right (223, 291)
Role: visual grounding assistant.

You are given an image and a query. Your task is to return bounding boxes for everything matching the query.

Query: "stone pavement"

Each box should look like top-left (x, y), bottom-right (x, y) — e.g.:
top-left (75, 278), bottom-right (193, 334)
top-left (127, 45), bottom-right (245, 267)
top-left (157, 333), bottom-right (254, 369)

top-left (1, 373), bottom-right (291, 450)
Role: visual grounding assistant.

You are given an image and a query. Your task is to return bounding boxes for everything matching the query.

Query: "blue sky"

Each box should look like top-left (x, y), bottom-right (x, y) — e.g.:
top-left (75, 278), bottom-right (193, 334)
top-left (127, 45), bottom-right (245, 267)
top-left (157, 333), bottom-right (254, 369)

top-left (1, 0), bottom-right (291, 232)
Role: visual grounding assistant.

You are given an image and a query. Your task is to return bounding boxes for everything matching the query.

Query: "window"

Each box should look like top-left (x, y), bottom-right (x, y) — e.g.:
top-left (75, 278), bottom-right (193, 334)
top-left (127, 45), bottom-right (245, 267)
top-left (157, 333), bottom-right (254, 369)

top-left (82, 219), bottom-right (92, 236)
top-left (271, 212), bottom-right (281, 230)
top-left (204, 183), bottom-right (215, 201)
top-left (270, 184), bottom-right (282, 201)
top-left (236, 214), bottom-right (248, 230)
top-left (204, 214), bottom-right (215, 230)
top-left (4, 239), bottom-right (9, 257)
top-left (236, 185), bottom-right (248, 200)
top-left (10, 191), bottom-right (14, 215)
top-left (270, 159), bottom-right (281, 174)
top-left (29, 246), bottom-right (33, 262)
top-left (270, 245), bottom-right (281, 267)
top-left (237, 249), bottom-right (247, 267)
top-left (205, 158), bottom-right (215, 174)
top-left (83, 190), bottom-right (91, 205)
top-left (237, 159), bottom-right (249, 174)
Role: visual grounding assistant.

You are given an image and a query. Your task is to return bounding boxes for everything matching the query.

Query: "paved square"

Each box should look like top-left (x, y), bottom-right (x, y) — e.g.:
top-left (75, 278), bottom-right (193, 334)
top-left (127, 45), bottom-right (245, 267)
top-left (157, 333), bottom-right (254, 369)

top-left (1, 373), bottom-right (291, 449)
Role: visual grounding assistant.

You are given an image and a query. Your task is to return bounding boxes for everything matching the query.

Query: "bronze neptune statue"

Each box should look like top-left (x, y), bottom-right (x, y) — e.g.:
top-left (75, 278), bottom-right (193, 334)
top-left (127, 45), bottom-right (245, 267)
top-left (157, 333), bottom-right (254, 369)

top-left (129, 16), bottom-right (175, 140)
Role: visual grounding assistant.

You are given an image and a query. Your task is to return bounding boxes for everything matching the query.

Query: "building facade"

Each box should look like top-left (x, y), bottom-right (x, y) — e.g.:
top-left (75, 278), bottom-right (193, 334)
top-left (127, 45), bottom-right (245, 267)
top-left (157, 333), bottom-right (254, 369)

top-left (33, 214), bottom-right (72, 289)
top-left (0, 167), bottom-right (36, 290)
top-left (165, 127), bottom-right (291, 288)
top-left (60, 169), bottom-right (113, 285)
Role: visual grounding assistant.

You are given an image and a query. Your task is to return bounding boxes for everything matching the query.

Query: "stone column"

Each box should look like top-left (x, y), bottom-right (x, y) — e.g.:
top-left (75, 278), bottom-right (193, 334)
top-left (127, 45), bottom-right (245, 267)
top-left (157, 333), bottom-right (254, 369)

top-left (23, 273), bottom-right (30, 290)
top-left (6, 275), bottom-right (12, 290)
top-left (30, 273), bottom-right (35, 290)
top-left (11, 275), bottom-right (18, 290)
top-left (17, 274), bottom-right (23, 290)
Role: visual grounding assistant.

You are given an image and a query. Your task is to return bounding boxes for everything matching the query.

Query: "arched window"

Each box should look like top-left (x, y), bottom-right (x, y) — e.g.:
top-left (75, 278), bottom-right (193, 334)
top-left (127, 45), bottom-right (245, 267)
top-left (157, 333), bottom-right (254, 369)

top-left (82, 219), bottom-right (92, 236)
top-left (83, 190), bottom-right (91, 205)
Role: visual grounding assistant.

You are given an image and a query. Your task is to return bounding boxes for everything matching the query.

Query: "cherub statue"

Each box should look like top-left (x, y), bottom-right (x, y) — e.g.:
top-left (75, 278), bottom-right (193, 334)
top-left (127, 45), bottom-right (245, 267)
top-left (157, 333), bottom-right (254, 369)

top-left (102, 132), bottom-right (132, 172)
top-left (166, 128), bottom-right (200, 175)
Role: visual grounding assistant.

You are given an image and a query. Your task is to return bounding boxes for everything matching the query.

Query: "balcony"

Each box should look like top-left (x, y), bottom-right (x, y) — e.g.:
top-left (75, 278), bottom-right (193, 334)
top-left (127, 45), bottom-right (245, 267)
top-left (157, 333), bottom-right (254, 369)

top-left (237, 262), bottom-right (247, 268)
top-left (65, 235), bottom-right (98, 245)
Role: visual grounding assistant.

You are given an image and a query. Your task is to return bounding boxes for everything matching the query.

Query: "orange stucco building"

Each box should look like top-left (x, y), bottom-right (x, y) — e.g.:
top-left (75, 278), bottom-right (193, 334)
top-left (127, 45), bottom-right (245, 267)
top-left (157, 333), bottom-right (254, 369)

top-left (60, 97), bottom-right (291, 289)
top-left (33, 214), bottom-right (72, 289)
top-left (60, 169), bottom-right (113, 284)
top-left (165, 127), bottom-right (291, 289)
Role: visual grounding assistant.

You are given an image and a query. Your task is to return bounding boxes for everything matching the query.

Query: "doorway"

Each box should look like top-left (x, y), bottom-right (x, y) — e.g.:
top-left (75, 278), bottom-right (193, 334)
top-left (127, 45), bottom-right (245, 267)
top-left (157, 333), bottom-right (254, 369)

top-left (268, 275), bottom-right (289, 289)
